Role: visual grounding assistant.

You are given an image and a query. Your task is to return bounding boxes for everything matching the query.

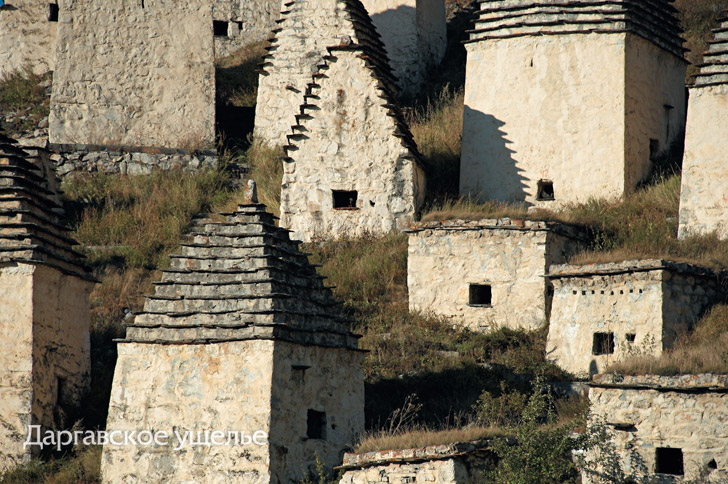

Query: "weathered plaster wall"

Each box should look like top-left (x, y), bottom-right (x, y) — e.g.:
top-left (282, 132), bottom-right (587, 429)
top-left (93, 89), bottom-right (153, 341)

top-left (270, 343), bottom-right (365, 482)
top-left (624, 34), bottom-right (686, 190)
top-left (407, 220), bottom-right (583, 332)
top-left (212, 0), bottom-right (280, 59)
top-left (0, 264), bottom-right (34, 472)
top-left (586, 374), bottom-right (728, 483)
top-left (678, 84), bottom-right (728, 240)
top-left (546, 262), bottom-right (724, 377)
top-left (279, 50), bottom-right (426, 242)
top-left (340, 458), bottom-right (468, 484)
top-left (461, 34), bottom-right (627, 207)
top-left (102, 341), bottom-right (275, 484)
top-left (0, 0), bottom-right (57, 78)
top-left (50, 0), bottom-right (216, 150)
top-left (0, 263), bottom-right (92, 473)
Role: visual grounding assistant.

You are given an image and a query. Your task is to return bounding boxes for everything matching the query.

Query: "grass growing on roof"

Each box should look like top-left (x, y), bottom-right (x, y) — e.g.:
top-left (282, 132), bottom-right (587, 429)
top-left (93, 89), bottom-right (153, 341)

top-left (607, 304), bottom-right (728, 375)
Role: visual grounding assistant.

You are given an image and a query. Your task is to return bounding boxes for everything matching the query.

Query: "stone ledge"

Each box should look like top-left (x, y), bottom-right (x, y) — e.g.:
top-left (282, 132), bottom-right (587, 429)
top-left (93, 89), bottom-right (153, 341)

top-left (590, 373), bottom-right (728, 391)
top-left (548, 259), bottom-right (724, 279)
top-left (405, 217), bottom-right (587, 239)
top-left (338, 439), bottom-right (495, 470)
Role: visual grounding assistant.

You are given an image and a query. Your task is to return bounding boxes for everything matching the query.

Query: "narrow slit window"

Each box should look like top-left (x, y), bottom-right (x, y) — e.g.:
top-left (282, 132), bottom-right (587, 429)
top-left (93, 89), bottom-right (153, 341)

top-left (537, 179), bottom-right (554, 201)
top-left (55, 376), bottom-right (66, 407)
top-left (332, 190), bottom-right (358, 210)
top-left (469, 284), bottom-right (492, 306)
top-left (649, 139), bottom-right (660, 161)
top-left (592, 332), bottom-right (615, 355)
top-left (213, 20), bottom-right (229, 37)
top-left (307, 410), bottom-right (326, 440)
top-left (48, 3), bottom-right (58, 21)
top-left (655, 447), bottom-right (684, 475)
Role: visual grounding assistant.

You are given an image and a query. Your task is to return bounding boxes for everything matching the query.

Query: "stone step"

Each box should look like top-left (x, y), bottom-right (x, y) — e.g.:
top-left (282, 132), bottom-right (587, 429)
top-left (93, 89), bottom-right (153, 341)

top-left (158, 266), bottom-right (327, 286)
top-left (151, 279), bottom-right (333, 300)
top-left (142, 292), bottom-right (339, 315)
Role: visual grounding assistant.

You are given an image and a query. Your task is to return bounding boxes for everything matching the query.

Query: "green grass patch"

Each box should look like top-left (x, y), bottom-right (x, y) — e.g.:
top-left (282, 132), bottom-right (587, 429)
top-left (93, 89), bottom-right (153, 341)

top-left (0, 66), bottom-right (50, 128)
top-left (0, 446), bottom-right (101, 484)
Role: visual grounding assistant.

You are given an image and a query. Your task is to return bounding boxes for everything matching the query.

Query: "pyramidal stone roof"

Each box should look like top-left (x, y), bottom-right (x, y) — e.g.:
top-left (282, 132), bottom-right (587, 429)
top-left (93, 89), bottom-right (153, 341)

top-left (0, 130), bottom-right (92, 280)
top-left (466, 0), bottom-right (685, 59)
top-left (259, 0), bottom-right (395, 89)
top-left (282, 42), bottom-right (423, 167)
top-left (124, 203), bottom-right (361, 350)
top-left (693, 11), bottom-right (728, 87)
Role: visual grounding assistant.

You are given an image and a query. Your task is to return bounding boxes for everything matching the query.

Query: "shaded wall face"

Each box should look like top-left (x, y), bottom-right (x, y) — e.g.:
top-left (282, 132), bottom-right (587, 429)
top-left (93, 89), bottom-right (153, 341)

top-left (0, 0), bottom-right (57, 78)
top-left (587, 386), bottom-right (728, 483)
top-left (416, 0), bottom-right (446, 71)
top-left (0, 265), bottom-right (34, 473)
top-left (460, 34), bottom-right (626, 207)
top-left (662, 273), bottom-right (725, 348)
top-left (678, 84), bottom-right (728, 240)
top-left (365, 0), bottom-right (418, 92)
top-left (31, 265), bottom-right (92, 432)
top-left (546, 271), bottom-right (665, 378)
top-left (279, 52), bottom-right (421, 242)
top-left (269, 343), bottom-right (364, 483)
top-left (407, 229), bottom-right (555, 332)
top-left (624, 33), bottom-right (687, 191)
top-left (101, 341), bottom-right (274, 484)
top-left (50, 0), bottom-right (216, 149)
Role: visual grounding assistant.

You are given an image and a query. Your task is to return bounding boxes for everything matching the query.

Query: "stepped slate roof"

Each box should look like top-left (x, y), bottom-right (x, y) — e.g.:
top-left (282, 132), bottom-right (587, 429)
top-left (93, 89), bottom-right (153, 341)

top-left (125, 203), bottom-right (361, 350)
top-left (259, 0), bottom-right (397, 92)
top-left (693, 11), bottom-right (728, 87)
top-left (282, 43), bottom-right (424, 169)
top-left (0, 129), bottom-right (92, 280)
top-left (466, 0), bottom-right (685, 59)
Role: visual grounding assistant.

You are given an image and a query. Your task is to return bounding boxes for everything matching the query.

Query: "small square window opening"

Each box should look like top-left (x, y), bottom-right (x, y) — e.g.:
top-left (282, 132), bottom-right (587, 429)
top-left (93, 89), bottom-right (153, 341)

top-left (537, 179), bottom-right (554, 201)
top-left (213, 20), bottom-right (229, 37)
top-left (332, 190), bottom-right (358, 210)
top-left (469, 284), bottom-right (492, 306)
top-left (655, 447), bottom-right (684, 475)
top-left (48, 3), bottom-right (58, 21)
top-left (592, 332), bottom-right (615, 355)
top-left (307, 410), bottom-right (326, 440)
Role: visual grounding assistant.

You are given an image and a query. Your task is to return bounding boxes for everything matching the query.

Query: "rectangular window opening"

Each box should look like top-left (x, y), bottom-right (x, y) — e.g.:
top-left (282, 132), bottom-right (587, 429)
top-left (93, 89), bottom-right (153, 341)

top-left (592, 332), bottom-right (615, 355)
top-left (537, 179), bottom-right (554, 201)
top-left (213, 20), bottom-right (229, 37)
top-left (625, 333), bottom-right (636, 343)
top-left (48, 3), bottom-right (58, 21)
top-left (332, 190), bottom-right (358, 210)
top-left (55, 376), bottom-right (66, 407)
top-left (469, 284), bottom-right (492, 306)
top-left (655, 447), bottom-right (684, 475)
top-left (307, 410), bottom-right (326, 440)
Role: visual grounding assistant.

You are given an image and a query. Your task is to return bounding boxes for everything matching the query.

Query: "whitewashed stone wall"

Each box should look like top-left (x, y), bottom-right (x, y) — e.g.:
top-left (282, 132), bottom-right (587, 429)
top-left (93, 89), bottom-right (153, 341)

top-left (0, 0), bottom-right (57, 78)
top-left (0, 263), bottom-right (93, 472)
top-left (461, 21), bottom-right (685, 207)
top-left (279, 49), bottom-right (426, 242)
top-left (212, 0), bottom-right (280, 59)
top-left (546, 261), bottom-right (725, 378)
top-left (585, 374), bottom-right (728, 483)
top-left (102, 341), bottom-right (363, 483)
top-left (407, 219), bottom-right (584, 332)
top-left (678, 84), bottom-right (728, 240)
top-left (363, 0), bottom-right (446, 96)
top-left (339, 440), bottom-right (495, 484)
top-left (50, 0), bottom-right (216, 150)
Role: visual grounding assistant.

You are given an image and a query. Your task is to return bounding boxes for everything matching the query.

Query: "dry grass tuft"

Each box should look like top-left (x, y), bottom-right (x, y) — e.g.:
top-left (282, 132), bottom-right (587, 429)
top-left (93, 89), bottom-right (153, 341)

top-left (243, 141), bottom-right (284, 217)
top-left (674, 0), bottom-right (728, 82)
top-left (0, 446), bottom-right (101, 484)
top-left (216, 41), bottom-right (269, 108)
top-left (607, 304), bottom-right (728, 375)
top-left (0, 65), bottom-right (50, 128)
top-left (406, 86), bottom-right (464, 198)
top-left (421, 198), bottom-right (532, 222)
top-left (355, 426), bottom-right (505, 454)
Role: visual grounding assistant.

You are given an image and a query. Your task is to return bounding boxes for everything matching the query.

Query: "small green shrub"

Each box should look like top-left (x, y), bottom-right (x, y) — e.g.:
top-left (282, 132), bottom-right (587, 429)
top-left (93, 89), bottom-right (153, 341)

top-left (474, 383), bottom-right (529, 428)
